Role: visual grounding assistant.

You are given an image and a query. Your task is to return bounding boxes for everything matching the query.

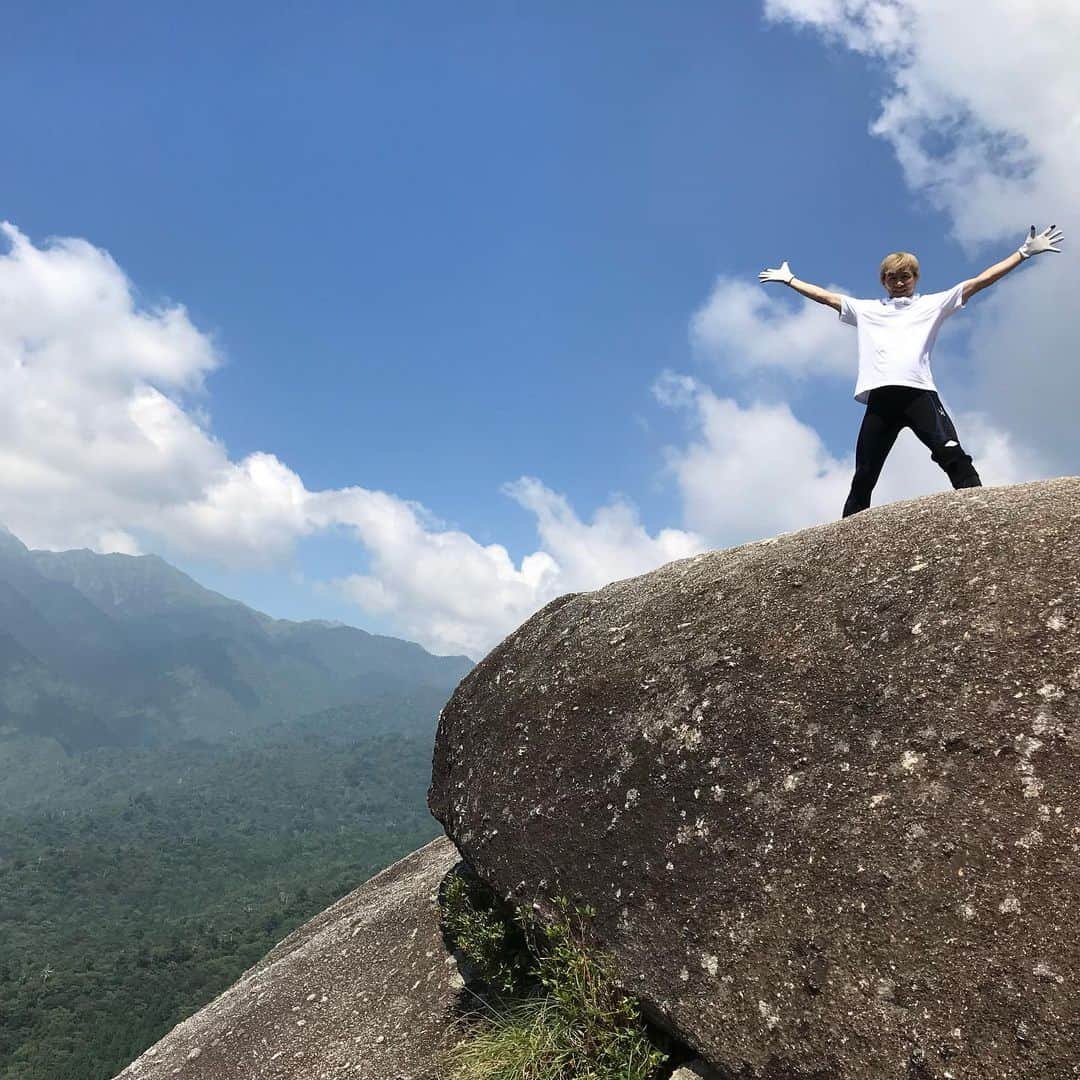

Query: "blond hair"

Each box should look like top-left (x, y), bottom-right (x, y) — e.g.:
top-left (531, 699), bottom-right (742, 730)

top-left (879, 251), bottom-right (920, 285)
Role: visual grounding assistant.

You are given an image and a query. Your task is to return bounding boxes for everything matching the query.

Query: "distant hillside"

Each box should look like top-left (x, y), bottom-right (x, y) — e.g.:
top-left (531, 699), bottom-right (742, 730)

top-left (0, 528), bottom-right (471, 750)
top-left (0, 528), bottom-right (470, 1080)
top-left (0, 723), bottom-right (442, 1080)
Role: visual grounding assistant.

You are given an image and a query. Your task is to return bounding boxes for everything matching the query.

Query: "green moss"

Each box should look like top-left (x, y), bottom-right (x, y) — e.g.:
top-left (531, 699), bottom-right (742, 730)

top-left (439, 874), bottom-right (668, 1080)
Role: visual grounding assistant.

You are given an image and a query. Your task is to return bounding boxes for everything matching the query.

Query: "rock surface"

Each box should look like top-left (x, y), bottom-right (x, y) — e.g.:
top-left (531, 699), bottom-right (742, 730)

top-left (113, 836), bottom-right (464, 1080)
top-left (430, 479), bottom-right (1080, 1079)
top-left (671, 1061), bottom-right (723, 1080)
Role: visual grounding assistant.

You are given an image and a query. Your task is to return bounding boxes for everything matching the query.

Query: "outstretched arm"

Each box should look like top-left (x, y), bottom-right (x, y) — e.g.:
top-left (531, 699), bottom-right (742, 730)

top-left (961, 224), bottom-right (1063, 303)
top-left (759, 260), bottom-right (842, 312)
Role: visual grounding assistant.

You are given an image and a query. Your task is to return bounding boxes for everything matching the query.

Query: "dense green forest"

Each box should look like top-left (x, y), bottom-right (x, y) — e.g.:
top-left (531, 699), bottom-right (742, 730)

top-left (0, 726), bottom-right (442, 1080)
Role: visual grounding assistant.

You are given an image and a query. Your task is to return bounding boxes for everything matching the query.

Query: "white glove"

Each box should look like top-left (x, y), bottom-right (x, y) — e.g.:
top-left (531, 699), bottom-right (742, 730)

top-left (759, 260), bottom-right (794, 284)
top-left (1018, 224), bottom-right (1063, 258)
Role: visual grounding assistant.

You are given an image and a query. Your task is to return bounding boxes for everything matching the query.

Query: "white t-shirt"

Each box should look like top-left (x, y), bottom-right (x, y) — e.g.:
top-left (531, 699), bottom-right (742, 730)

top-left (838, 283), bottom-right (965, 403)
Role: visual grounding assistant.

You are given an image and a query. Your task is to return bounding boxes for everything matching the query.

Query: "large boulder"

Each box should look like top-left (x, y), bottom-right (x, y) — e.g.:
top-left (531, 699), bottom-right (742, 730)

top-left (430, 479), bottom-right (1080, 1079)
top-left (113, 836), bottom-right (464, 1080)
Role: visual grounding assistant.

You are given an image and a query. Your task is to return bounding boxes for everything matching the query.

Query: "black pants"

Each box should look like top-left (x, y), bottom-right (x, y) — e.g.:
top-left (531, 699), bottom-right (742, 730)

top-left (842, 385), bottom-right (982, 517)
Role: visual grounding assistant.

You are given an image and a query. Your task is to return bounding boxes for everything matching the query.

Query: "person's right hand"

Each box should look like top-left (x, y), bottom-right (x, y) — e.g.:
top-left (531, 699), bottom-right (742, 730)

top-left (759, 260), bottom-right (794, 284)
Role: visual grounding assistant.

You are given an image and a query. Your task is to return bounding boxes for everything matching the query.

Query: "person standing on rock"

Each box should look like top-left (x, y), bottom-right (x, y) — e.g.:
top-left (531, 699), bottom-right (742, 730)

top-left (758, 225), bottom-right (1064, 517)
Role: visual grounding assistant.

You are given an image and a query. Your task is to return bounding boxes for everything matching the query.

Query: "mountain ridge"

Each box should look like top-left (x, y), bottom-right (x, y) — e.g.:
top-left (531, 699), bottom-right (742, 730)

top-left (0, 528), bottom-right (470, 750)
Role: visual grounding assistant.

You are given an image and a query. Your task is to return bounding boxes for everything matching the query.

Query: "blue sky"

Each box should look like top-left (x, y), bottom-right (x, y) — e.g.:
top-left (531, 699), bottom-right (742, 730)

top-left (0, 1), bottom-right (1074, 656)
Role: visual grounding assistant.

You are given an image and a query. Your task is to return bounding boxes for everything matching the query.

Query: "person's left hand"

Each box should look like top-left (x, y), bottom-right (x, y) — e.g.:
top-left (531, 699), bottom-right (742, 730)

top-left (1018, 224), bottom-right (1064, 258)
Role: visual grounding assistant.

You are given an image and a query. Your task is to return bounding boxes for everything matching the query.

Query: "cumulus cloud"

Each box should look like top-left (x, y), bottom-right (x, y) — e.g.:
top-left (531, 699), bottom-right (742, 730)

top-left (760, 0), bottom-right (1079, 465)
top-left (504, 477), bottom-right (704, 589)
top-left (315, 482), bottom-right (702, 658)
top-left (316, 488), bottom-right (561, 659)
top-left (0, 223), bottom-right (237, 554)
top-left (654, 373), bottom-right (848, 540)
top-left (653, 373), bottom-right (1046, 547)
top-left (0, 223), bottom-right (701, 657)
top-left (762, 0), bottom-right (1076, 247)
top-left (692, 276), bottom-right (853, 378)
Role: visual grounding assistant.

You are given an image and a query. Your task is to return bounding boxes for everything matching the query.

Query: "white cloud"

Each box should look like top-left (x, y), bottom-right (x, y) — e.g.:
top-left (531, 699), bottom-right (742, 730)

top-left (0, 223), bottom-right (235, 554)
top-left (692, 276), bottom-right (853, 379)
top-left (164, 452), bottom-right (314, 563)
top-left (948, 408), bottom-right (1047, 488)
top-left (762, 2), bottom-right (914, 58)
top-left (655, 372), bottom-right (848, 540)
top-left (654, 373), bottom-right (1045, 547)
top-left (761, 0), bottom-right (1077, 246)
top-left (314, 481), bottom-right (702, 658)
top-left (1, 214), bottom-right (1022, 657)
top-left (761, 0), bottom-right (1079, 466)
top-left (314, 486), bottom-right (562, 658)
top-left (0, 223), bottom-right (700, 657)
top-left (504, 477), bottom-right (704, 590)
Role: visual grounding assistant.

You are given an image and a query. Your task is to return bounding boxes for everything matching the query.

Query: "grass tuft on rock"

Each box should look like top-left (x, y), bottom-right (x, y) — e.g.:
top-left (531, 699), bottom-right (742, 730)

top-left (440, 868), bottom-right (533, 995)
top-left (439, 872), bottom-right (668, 1080)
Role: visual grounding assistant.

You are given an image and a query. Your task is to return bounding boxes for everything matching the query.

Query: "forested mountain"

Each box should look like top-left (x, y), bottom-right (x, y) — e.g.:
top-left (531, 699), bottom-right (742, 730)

top-left (0, 528), bottom-right (473, 1080)
top-left (0, 528), bottom-right (470, 749)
